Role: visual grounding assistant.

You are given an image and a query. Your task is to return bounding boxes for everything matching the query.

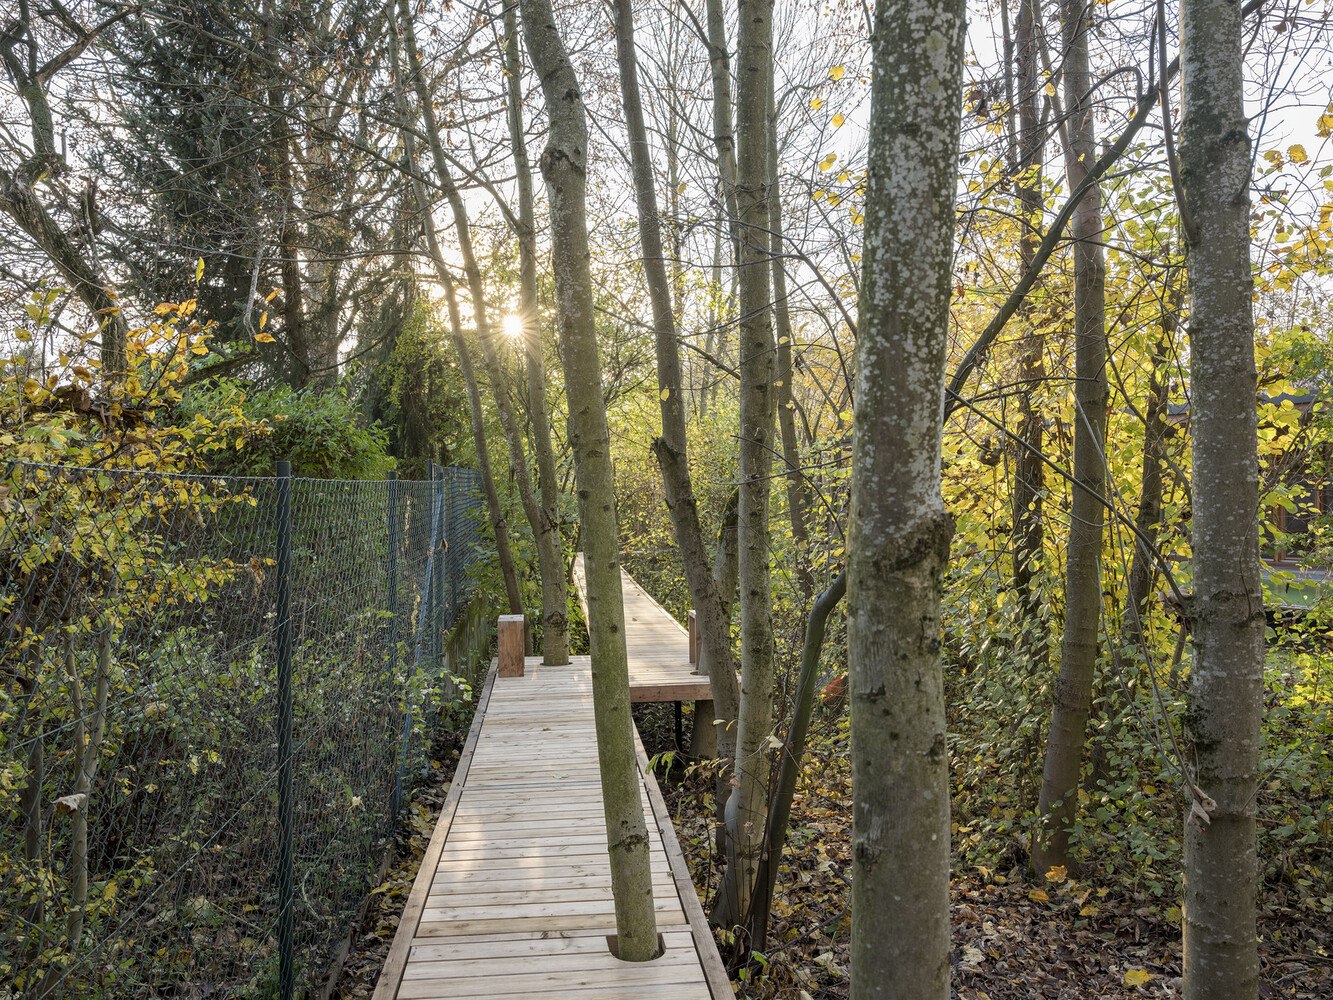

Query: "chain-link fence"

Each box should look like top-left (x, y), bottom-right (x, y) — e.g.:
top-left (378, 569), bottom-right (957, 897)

top-left (1, 459), bottom-right (488, 998)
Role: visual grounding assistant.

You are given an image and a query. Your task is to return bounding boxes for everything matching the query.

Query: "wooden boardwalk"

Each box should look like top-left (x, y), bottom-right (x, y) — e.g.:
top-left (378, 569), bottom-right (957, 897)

top-left (572, 555), bottom-right (711, 703)
top-left (373, 567), bottom-right (726, 1000)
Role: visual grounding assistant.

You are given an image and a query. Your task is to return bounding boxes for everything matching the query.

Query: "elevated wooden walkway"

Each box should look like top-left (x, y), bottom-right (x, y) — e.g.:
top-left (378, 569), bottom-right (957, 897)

top-left (573, 555), bottom-right (711, 703)
top-left (373, 566), bottom-right (727, 1000)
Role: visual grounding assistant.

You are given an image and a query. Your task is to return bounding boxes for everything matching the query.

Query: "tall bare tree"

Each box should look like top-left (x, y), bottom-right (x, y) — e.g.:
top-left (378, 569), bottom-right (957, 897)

top-left (501, 0), bottom-right (570, 665)
top-left (1, 3), bottom-right (129, 371)
top-left (398, 0), bottom-right (567, 661)
top-left (1033, 0), bottom-right (1110, 876)
top-left (713, 0), bottom-right (779, 932)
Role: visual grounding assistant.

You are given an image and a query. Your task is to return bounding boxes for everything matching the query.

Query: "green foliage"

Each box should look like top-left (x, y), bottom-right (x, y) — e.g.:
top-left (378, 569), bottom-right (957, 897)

top-left (184, 380), bottom-right (395, 479)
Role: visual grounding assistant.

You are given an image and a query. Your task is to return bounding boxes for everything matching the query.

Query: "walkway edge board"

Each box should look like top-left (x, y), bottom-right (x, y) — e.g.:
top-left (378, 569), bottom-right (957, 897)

top-left (372, 659), bottom-right (499, 1000)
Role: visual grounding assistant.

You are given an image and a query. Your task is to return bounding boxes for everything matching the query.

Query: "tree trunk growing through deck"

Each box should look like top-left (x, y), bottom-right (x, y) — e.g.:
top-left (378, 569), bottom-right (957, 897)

top-left (398, 0), bottom-right (566, 661)
top-left (610, 0), bottom-right (742, 856)
top-left (1033, 0), bottom-right (1109, 877)
top-left (517, 0), bottom-right (659, 962)
top-left (848, 0), bottom-right (964, 992)
top-left (502, 0), bottom-right (570, 665)
top-left (713, 0), bottom-right (778, 933)
top-left (1178, 0), bottom-right (1263, 992)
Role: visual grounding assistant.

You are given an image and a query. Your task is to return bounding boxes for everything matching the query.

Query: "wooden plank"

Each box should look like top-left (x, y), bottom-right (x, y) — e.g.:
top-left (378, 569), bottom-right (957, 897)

top-left (372, 660), bottom-right (500, 1000)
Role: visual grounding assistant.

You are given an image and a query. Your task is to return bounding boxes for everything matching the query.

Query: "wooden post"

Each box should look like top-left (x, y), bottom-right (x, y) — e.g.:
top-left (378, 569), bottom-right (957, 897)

top-left (498, 614), bottom-right (526, 677)
top-left (687, 609), bottom-right (699, 669)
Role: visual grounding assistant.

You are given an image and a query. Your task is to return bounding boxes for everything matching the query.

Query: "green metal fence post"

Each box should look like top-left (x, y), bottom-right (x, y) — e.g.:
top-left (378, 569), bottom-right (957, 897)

top-left (433, 465), bottom-right (446, 667)
top-left (274, 460), bottom-right (295, 1000)
top-left (387, 471), bottom-right (401, 816)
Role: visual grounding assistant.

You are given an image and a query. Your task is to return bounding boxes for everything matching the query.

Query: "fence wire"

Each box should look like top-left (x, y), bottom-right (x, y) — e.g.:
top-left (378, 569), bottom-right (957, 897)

top-left (1, 460), bottom-right (486, 998)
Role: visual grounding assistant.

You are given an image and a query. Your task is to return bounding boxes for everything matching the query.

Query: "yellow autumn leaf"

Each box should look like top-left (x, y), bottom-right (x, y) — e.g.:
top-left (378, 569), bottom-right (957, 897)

top-left (194, 257), bottom-right (205, 283)
top-left (660, 387), bottom-right (670, 401)
top-left (819, 153), bottom-right (837, 171)
top-left (829, 65), bottom-right (845, 81)
top-left (1124, 969), bottom-right (1154, 987)
top-left (259, 311), bottom-right (268, 331)
top-left (810, 97), bottom-right (823, 111)
top-left (832, 113), bottom-right (845, 128)
top-left (1044, 865), bottom-right (1068, 883)
top-left (1288, 143), bottom-right (1308, 164)
top-left (1319, 112), bottom-right (1333, 137)
top-left (1027, 888), bottom-right (1049, 903)
top-left (255, 332), bottom-right (276, 344)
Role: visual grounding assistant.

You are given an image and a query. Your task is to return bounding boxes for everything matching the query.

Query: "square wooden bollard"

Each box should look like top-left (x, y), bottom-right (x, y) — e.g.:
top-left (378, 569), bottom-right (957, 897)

top-left (498, 614), bottom-right (526, 677)
top-left (687, 609), bottom-right (699, 668)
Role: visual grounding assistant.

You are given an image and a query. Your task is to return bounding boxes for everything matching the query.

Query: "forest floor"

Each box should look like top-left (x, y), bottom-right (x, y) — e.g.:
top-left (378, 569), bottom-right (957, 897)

top-left (633, 704), bottom-right (1333, 1000)
top-left (329, 722), bottom-right (468, 999)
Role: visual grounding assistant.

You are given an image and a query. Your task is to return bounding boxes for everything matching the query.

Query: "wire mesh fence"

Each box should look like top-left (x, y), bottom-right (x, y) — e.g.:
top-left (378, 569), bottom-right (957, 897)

top-left (1, 459), bottom-right (488, 998)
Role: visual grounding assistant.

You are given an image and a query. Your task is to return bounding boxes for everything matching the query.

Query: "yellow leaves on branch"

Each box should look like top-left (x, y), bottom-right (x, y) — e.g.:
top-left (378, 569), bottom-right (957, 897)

top-left (819, 153), bottom-right (837, 172)
top-left (1, 287), bottom-right (269, 472)
top-left (1317, 104), bottom-right (1333, 138)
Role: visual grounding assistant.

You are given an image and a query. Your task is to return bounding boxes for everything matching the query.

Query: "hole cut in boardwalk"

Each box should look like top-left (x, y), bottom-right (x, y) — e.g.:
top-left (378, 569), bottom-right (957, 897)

top-left (373, 562), bottom-right (729, 1000)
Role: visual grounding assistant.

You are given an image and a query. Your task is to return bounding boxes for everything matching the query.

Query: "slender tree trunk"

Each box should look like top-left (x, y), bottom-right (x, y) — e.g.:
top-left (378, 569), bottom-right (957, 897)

top-left (1033, 0), bottom-right (1109, 877)
top-left (767, 73), bottom-right (814, 600)
top-left (386, 31), bottom-right (525, 616)
top-left (1125, 302), bottom-right (1178, 641)
top-left (398, 0), bottom-right (564, 657)
top-left (848, 0), bottom-right (964, 990)
top-left (750, 571), bottom-right (846, 951)
top-left (0, 172), bottom-right (129, 373)
top-left (1179, 0), bottom-right (1263, 991)
top-left (713, 0), bottom-right (778, 932)
top-left (703, 0), bottom-right (741, 257)
top-left (611, 0), bottom-right (742, 848)
top-left (1009, 0), bottom-right (1048, 663)
top-left (518, 0), bottom-right (659, 960)
top-left (64, 621), bottom-right (112, 949)
top-left (442, 278), bottom-right (527, 619)
top-left (503, 0), bottom-right (569, 665)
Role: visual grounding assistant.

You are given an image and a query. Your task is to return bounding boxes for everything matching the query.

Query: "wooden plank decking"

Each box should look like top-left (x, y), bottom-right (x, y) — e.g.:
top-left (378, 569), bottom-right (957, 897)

top-left (372, 571), bottom-right (730, 1000)
top-left (572, 555), bottom-right (712, 704)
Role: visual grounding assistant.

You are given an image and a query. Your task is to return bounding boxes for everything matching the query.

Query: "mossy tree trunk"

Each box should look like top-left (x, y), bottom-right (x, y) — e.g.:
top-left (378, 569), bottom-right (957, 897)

top-left (1033, 0), bottom-right (1109, 877)
top-left (713, 0), bottom-right (778, 933)
top-left (848, 0), bottom-right (965, 992)
top-left (1179, 0), bottom-right (1263, 992)
top-left (517, 0), bottom-right (659, 961)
